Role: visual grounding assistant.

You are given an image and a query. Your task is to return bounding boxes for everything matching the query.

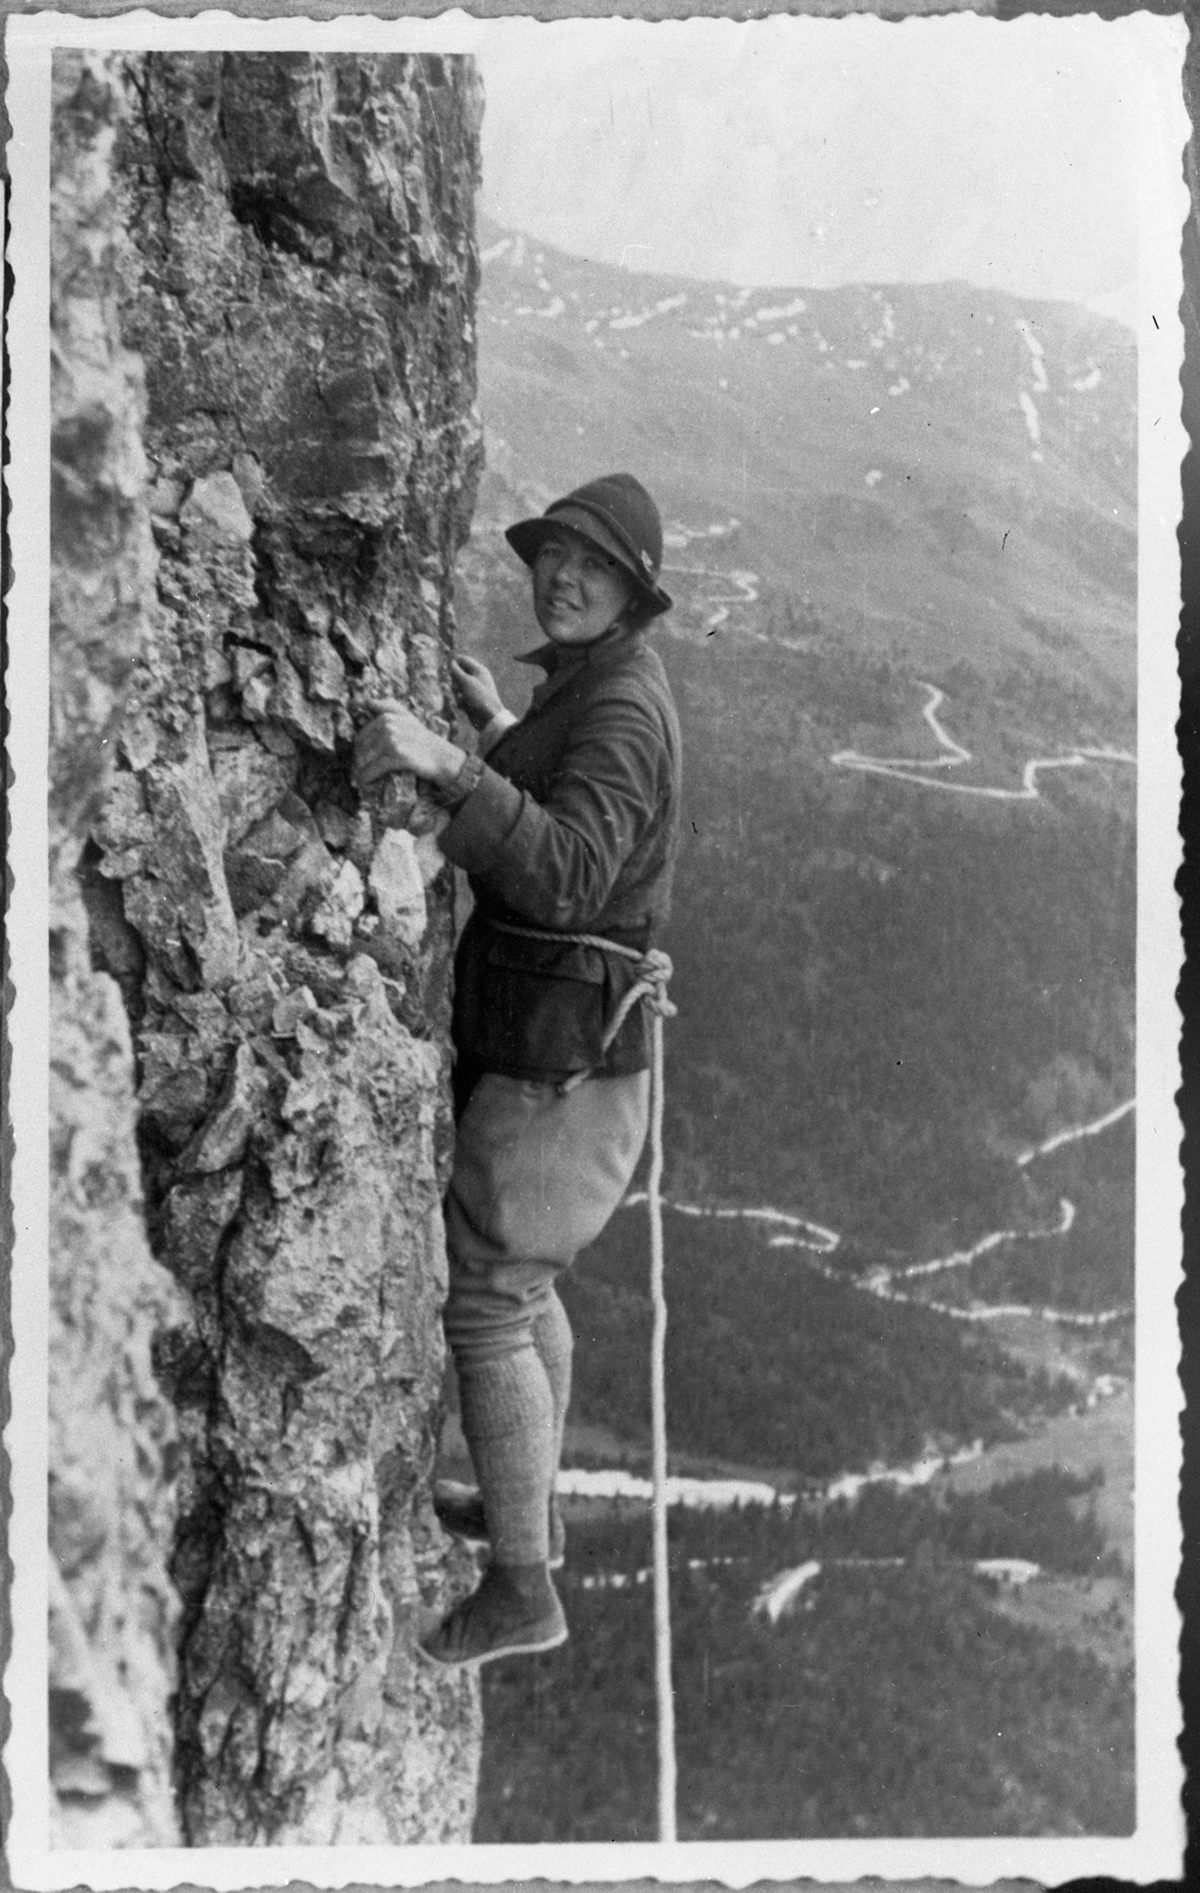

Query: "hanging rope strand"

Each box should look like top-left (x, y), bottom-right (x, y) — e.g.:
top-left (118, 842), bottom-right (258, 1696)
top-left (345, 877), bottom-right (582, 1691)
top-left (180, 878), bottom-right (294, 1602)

top-left (490, 920), bottom-right (678, 1842)
top-left (647, 1003), bottom-right (677, 1844)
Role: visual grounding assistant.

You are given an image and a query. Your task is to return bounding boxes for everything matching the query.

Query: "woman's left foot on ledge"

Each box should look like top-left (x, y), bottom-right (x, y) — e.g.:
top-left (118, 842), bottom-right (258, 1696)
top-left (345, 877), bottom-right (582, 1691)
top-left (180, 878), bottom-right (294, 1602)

top-left (416, 1562), bottom-right (568, 1668)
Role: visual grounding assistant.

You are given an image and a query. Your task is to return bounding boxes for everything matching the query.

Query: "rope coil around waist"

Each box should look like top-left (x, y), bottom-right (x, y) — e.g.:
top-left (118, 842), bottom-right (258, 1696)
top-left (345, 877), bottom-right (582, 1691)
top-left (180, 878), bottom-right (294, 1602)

top-left (487, 918), bottom-right (677, 1053)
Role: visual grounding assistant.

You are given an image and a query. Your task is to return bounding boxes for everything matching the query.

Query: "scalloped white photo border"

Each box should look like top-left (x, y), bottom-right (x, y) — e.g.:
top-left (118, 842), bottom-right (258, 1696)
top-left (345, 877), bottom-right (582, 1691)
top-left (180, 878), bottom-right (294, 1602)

top-left (5, 8), bottom-right (1188, 1886)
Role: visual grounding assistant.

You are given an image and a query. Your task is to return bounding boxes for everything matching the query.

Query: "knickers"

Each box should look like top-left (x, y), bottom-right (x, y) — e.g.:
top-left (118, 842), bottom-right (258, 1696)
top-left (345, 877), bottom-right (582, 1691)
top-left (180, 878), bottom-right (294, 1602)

top-left (443, 1069), bottom-right (650, 1363)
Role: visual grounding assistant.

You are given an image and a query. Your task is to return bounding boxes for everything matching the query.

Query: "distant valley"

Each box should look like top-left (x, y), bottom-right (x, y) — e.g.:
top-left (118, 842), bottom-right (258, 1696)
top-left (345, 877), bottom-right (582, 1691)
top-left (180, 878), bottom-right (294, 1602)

top-left (457, 218), bottom-right (1136, 1300)
top-left (467, 218), bottom-right (1134, 710)
top-left (454, 224), bottom-right (1138, 1841)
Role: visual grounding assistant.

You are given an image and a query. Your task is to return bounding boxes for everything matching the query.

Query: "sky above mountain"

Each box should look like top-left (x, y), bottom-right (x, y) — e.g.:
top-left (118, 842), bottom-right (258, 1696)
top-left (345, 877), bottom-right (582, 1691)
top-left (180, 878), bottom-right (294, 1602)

top-left (473, 12), bottom-right (1177, 328)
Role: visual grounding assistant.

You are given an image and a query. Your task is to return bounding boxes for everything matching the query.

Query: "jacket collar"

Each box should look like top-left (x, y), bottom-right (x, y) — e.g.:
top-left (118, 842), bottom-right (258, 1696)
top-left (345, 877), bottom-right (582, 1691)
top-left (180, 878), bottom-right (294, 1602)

top-left (515, 625), bottom-right (646, 676)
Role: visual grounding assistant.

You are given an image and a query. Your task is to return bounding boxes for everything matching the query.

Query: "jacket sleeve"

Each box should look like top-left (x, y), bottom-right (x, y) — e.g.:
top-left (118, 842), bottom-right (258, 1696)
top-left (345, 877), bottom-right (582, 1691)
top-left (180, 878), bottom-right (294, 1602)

top-left (439, 691), bottom-right (668, 930)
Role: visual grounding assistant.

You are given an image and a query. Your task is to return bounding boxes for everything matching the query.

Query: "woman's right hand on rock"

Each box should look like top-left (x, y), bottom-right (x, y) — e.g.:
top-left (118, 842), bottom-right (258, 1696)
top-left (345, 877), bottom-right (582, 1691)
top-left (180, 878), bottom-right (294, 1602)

top-left (451, 654), bottom-right (505, 732)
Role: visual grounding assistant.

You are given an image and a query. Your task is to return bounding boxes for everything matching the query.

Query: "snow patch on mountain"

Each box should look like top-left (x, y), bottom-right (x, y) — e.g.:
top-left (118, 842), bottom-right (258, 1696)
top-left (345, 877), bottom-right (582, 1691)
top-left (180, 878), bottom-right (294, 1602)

top-left (1016, 318), bottom-right (1049, 391)
top-left (750, 296), bottom-right (809, 325)
top-left (515, 295), bottom-right (565, 319)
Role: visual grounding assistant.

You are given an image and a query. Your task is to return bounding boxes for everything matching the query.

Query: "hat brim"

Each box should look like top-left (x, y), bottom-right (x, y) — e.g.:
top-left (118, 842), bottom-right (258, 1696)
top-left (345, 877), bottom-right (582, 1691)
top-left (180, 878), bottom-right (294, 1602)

top-left (505, 515), bottom-right (673, 618)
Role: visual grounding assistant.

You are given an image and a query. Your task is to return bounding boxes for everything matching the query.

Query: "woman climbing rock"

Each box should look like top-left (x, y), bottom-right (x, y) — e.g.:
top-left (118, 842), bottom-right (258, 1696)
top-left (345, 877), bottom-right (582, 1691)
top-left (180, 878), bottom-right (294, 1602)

top-left (354, 473), bottom-right (683, 1667)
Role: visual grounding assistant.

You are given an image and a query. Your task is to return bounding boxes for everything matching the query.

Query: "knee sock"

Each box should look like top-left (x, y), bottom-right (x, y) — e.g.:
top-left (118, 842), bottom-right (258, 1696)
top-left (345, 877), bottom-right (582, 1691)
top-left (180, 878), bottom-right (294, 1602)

top-left (532, 1292), bottom-right (574, 1479)
top-left (455, 1347), bottom-right (554, 1566)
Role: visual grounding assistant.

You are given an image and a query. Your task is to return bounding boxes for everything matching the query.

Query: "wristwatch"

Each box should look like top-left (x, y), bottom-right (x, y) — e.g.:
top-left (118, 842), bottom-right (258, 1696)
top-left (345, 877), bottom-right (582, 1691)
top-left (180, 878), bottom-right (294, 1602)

top-left (434, 748), bottom-right (485, 810)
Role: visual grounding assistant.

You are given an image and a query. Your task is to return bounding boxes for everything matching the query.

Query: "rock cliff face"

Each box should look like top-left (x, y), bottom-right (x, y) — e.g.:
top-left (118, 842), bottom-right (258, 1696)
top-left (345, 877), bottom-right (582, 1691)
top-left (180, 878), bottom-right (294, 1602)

top-left (52, 49), bottom-right (484, 1846)
top-left (49, 49), bottom-right (183, 1850)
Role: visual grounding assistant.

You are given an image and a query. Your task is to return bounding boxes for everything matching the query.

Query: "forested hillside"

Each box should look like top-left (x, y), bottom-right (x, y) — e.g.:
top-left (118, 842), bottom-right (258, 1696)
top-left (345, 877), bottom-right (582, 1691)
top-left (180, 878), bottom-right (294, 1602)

top-left (457, 223), bottom-right (1135, 1284)
top-left (477, 1471), bottom-right (1132, 1841)
top-left (562, 1204), bottom-right (1077, 1482)
top-left (452, 227), bottom-right (1137, 1843)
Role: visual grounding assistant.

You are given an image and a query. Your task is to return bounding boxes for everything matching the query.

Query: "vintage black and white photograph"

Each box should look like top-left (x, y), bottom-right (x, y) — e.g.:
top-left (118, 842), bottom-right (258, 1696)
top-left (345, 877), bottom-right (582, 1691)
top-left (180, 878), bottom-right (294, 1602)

top-left (5, 5), bottom-right (1186, 1884)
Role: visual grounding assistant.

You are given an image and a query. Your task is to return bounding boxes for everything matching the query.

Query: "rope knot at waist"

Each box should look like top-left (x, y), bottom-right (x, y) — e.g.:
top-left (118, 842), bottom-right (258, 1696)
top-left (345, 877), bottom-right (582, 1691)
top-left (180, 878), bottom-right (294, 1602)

top-left (601, 946), bottom-right (676, 1048)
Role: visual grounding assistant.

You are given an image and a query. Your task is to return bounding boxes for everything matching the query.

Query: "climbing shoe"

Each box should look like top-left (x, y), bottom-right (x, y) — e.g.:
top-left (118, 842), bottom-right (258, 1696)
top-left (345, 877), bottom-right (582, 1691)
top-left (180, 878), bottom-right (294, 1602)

top-left (432, 1480), bottom-right (566, 1570)
top-left (416, 1563), bottom-right (567, 1668)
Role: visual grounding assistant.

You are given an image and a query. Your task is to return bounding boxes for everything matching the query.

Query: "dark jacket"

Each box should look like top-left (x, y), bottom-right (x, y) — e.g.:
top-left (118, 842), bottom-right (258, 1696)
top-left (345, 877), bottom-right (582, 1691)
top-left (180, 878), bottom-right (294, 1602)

top-left (441, 626), bottom-right (682, 1084)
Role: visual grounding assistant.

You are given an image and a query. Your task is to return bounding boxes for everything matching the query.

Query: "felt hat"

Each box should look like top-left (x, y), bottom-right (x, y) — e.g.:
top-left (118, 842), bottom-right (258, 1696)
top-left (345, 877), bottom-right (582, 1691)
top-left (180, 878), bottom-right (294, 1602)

top-left (506, 473), bottom-right (673, 618)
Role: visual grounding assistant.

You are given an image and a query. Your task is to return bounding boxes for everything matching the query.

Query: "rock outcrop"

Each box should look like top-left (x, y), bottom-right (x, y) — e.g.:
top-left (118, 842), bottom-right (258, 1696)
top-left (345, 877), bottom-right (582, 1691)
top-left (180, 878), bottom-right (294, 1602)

top-left (49, 49), bottom-right (182, 1849)
top-left (51, 49), bottom-right (485, 1846)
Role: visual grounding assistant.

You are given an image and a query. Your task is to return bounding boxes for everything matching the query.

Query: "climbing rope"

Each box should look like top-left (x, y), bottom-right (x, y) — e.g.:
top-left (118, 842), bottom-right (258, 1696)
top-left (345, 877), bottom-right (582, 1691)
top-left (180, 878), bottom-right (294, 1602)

top-left (491, 920), bottom-right (678, 1843)
top-left (646, 973), bottom-right (677, 1844)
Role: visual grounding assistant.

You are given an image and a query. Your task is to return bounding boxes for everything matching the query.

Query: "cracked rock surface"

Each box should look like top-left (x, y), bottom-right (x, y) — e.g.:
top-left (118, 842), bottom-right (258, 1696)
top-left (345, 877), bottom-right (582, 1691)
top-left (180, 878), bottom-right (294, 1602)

top-left (58, 49), bottom-right (484, 1845)
top-left (49, 50), bottom-right (183, 1850)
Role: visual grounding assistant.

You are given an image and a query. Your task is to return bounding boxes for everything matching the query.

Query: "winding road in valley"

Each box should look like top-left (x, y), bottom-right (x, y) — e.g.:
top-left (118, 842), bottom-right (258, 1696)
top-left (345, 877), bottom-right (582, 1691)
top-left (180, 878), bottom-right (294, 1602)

top-left (581, 547), bottom-right (1135, 1597)
top-left (1017, 1096), bottom-right (1135, 1165)
top-left (575, 1117), bottom-right (1131, 1543)
top-left (658, 548), bottom-right (1134, 807)
top-left (624, 1191), bottom-right (839, 1254)
top-left (893, 1196), bottom-right (1076, 1280)
top-left (559, 1435), bottom-right (989, 1515)
top-left (831, 681), bottom-right (1135, 800)
top-left (624, 1097), bottom-right (1135, 1331)
top-left (663, 561), bottom-right (762, 637)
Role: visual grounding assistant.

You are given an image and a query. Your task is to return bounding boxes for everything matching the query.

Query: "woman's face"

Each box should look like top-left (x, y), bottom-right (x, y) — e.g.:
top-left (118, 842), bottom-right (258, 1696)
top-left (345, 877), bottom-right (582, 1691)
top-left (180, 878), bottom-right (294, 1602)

top-left (531, 528), bottom-right (636, 647)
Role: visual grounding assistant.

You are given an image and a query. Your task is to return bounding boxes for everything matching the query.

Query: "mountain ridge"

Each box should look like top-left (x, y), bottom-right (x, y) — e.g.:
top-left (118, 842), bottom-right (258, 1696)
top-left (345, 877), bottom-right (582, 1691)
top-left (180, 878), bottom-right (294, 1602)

top-left (473, 217), bottom-right (1134, 667)
top-left (455, 214), bottom-right (1136, 1378)
top-left (456, 221), bottom-right (1138, 1844)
